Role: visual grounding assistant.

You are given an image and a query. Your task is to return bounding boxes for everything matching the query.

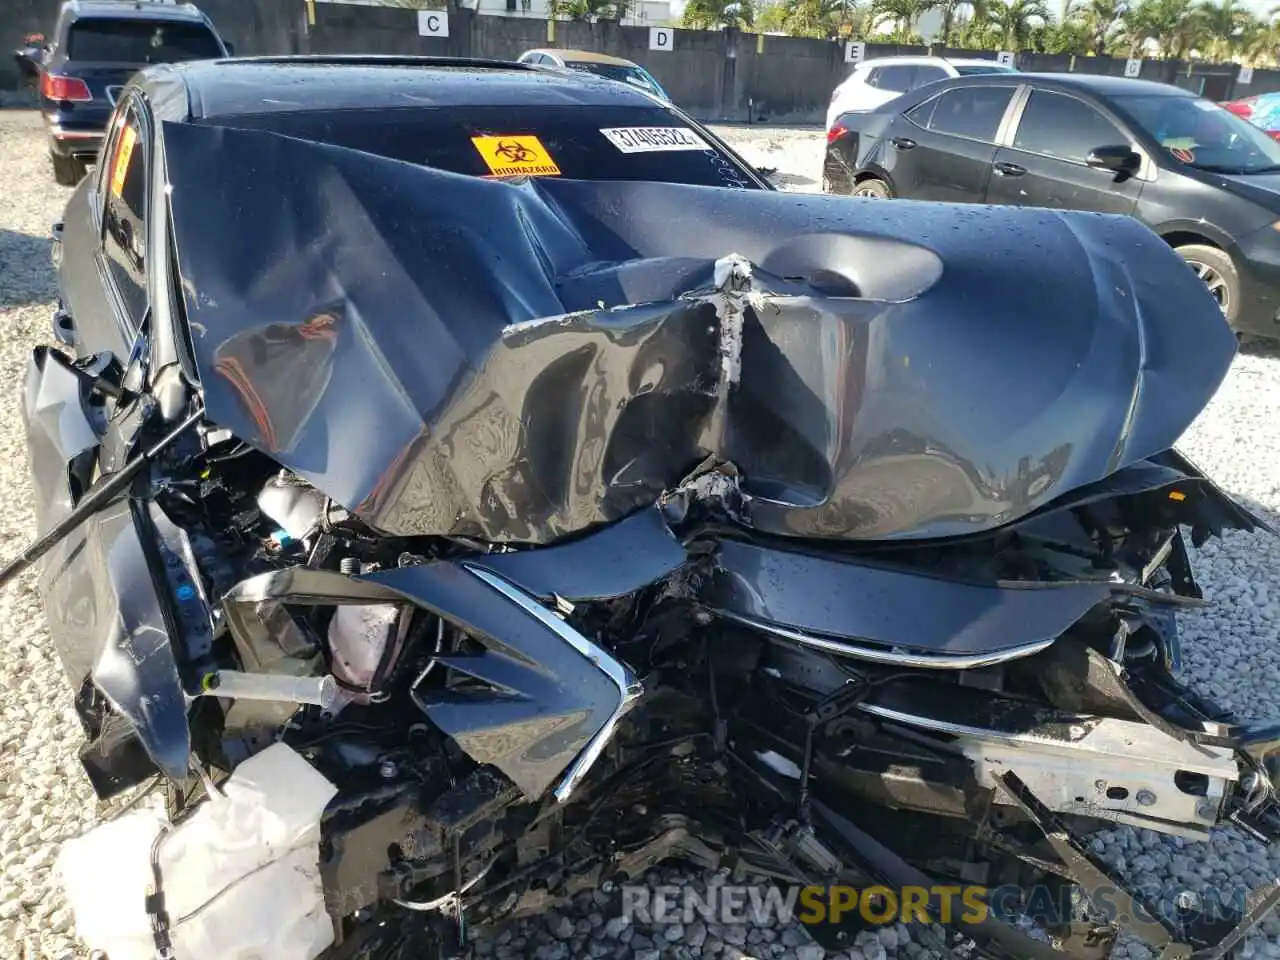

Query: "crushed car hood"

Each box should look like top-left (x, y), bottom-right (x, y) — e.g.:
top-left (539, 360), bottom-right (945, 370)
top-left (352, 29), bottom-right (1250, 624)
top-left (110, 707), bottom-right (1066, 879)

top-left (163, 121), bottom-right (1238, 545)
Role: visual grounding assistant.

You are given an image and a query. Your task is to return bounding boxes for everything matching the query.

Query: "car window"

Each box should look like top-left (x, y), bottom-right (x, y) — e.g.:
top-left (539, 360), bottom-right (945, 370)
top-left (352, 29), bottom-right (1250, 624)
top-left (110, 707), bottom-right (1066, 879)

top-left (1112, 92), bottom-right (1280, 174)
top-left (101, 104), bottom-right (147, 330)
top-left (870, 65), bottom-right (917, 93)
top-left (565, 61), bottom-right (664, 97)
top-left (66, 20), bottom-right (223, 64)
top-left (210, 104), bottom-right (762, 189)
top-left (1013, 90), bottom-right (1128, 163)
top-left (919, 86), bottom-right (1015, 142)
top-left (912, 66), bottom-right (948, 88)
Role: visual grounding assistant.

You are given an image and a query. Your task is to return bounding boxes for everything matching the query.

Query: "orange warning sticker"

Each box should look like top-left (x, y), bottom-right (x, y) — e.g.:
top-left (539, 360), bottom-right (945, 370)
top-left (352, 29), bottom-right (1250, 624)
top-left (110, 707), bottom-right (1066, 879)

top-left (110, 124), bottom-right (137, 198)
top-left (470, 135), bottom-right (561, 178)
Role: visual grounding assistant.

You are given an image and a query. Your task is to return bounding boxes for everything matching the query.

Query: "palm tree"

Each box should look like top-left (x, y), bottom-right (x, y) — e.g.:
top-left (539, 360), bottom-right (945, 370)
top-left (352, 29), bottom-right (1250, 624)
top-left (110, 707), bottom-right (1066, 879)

top-left (870, 0), bottom-right (930, 32)
top-left (1195, 0), bottom-right (1255, 58)
top-left (1038, 3), bottom-right (1092, 51)
top-left (681, 0), bottom-right (755, 26)
top-left (781, 0), bottom-right (862, 37)
top-left (931, 0), bottom-right (987, 43)
top-left (1069, 0), bottom-right (1127, 54)
top-left (1120, 0), bottom-right (1202, 57)
top-left (985, 0), bottom-right (1051, 47)
top-left (1239, 15), bottom-right (1280, 63)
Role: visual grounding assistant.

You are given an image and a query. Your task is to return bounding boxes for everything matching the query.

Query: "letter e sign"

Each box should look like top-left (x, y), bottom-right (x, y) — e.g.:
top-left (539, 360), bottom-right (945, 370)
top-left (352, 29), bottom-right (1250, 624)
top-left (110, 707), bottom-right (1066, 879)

top-left (418, 10), bottom-right (449, 36)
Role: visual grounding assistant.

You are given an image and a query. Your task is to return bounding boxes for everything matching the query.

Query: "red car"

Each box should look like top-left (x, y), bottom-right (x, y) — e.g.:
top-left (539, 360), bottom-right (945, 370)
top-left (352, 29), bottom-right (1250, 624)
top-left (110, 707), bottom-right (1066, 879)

top-left (1221, 92), bottom-right (1280, 140)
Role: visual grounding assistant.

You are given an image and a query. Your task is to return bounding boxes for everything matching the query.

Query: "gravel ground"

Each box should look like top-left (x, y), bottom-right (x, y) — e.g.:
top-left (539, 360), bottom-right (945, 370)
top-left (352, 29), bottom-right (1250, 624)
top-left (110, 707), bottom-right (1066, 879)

top-left (2, 110), bottom-right (1280, 960)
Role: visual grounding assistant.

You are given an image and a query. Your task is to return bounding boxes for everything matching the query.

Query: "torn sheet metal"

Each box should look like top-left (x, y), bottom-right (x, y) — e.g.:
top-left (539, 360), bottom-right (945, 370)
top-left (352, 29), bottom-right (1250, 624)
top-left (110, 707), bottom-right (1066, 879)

top-left (163, 120), bottom-right (1237, 546)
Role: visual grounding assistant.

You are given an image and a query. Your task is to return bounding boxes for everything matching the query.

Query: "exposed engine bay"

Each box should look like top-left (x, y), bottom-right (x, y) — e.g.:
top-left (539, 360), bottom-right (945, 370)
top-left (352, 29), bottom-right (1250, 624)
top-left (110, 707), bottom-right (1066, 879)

top-left (57, 436), bottom-right (1280, 960)
top-left (20, 124), bottom-right (1280, 960)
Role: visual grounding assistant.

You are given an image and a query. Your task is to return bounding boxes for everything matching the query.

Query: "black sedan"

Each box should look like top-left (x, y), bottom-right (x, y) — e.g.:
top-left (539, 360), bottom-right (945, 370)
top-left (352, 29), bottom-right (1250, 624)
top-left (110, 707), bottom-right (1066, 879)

top-left (26, 0), bottom-right (230, 185)
top-left (825, 72), bottom-right (1280, 339)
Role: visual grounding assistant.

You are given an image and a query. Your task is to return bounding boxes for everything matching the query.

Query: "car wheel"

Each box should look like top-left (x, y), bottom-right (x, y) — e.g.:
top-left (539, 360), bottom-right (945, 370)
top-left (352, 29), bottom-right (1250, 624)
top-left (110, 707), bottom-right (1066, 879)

top-left (51, 151), bottom-right (86, 187)
top-left (851, 178), bottom-right (892, 199)
top-left (1175, 243), bottom-right (1239, 327)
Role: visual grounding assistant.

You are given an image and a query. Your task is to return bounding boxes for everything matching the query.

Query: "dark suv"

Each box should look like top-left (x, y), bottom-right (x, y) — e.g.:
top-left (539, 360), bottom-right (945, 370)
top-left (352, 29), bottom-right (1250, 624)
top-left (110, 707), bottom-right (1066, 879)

top-left (25, 0), bottom-right (229, 185)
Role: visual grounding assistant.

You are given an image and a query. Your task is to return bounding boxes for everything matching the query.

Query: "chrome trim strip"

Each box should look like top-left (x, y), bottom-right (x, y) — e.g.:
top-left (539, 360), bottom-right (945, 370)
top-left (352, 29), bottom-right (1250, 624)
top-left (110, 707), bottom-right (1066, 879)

top-left (464, 565), bottom-right (642, 803)
top-left (717, 610), bottom-right (1056, 670)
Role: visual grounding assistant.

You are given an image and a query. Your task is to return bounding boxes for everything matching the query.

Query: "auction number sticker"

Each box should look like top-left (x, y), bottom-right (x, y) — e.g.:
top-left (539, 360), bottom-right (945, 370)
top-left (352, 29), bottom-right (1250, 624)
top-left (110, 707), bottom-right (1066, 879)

top-left (471, 135), bottom-right (561, 177)
top-left (110, 124), bottom-right (137, 198)
top-left (600, 127), bottom-right (711, 153)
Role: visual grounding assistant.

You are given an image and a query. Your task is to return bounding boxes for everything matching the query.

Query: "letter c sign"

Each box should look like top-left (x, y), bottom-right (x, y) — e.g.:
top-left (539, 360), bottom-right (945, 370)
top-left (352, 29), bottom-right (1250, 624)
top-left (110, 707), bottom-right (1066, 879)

top-left (418, 10), bottom-right (449, 36)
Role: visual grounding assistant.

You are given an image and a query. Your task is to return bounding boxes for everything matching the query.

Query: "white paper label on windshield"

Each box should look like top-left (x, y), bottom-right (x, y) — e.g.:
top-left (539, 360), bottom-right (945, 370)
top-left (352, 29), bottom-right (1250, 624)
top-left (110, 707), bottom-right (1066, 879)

top-left (600, 127), bottom-right (711, 153)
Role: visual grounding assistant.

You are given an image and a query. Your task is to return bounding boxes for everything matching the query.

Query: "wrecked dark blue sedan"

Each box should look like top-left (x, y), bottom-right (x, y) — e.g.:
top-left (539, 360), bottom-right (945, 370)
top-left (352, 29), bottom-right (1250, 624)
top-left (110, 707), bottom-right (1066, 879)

top-left (17, 54), bottom-right (1280, 960)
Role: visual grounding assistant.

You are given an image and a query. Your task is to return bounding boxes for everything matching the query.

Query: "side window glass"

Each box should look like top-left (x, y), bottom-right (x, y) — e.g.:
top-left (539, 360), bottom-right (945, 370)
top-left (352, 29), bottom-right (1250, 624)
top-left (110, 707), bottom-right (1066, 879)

top-left (875, 66), bottom-right (917, 93)
top-left (927, 86), bottom-right (1016, 142)
top-left (101, 104), bottom-right (147, 331)
top-left (865, 67), bottom-right (881, 88)
top-left (906, 96), bottom-right (940, 129)
top-left (911, 66), bottom-right (947, 89)
top-left (1013, 90), bottom-right (1127, 163)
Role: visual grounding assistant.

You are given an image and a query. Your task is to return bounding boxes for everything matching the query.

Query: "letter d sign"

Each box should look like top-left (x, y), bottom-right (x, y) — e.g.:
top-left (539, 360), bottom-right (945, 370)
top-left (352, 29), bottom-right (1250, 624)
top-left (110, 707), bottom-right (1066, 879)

top-left (418, 9), bottom-right (449, 36)
top-left (650, 27), bottom-right (672, 51)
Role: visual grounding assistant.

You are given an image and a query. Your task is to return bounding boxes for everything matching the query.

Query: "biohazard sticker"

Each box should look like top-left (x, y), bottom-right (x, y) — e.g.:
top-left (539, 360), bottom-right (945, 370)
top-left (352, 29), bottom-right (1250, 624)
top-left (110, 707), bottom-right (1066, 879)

top-left (471, 135), bottom-right (561, 178)
top-left (600, 126), bottom-right (711, 153)
top-left (110, 124), bottom-right (137, 198)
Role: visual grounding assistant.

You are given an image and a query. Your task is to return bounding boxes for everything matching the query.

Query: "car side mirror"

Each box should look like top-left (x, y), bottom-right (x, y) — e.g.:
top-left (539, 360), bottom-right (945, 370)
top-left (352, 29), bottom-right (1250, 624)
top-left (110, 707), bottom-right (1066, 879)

top-left (1086, 145), bottom-right (1141, 173)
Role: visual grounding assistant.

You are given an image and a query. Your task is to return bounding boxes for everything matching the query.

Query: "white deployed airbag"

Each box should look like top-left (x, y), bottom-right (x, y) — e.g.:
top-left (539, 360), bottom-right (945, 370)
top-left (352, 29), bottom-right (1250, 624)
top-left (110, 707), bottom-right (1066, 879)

top-left (56, 741), bottom-right (339, 960)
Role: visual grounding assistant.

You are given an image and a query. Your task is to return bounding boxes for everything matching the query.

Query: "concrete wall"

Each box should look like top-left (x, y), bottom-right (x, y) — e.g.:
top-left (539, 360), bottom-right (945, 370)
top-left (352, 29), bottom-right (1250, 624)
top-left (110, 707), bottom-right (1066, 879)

top-left (4, 0), bottom-right (1278, 120)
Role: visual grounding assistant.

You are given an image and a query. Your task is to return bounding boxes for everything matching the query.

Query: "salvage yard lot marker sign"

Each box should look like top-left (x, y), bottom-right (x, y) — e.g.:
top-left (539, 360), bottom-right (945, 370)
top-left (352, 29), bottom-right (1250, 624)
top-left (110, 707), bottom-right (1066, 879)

top-left (844, 41), bottom-right (864, 64)
top-left (418, 9), bottom-right (448, 35)
top-left (1125, 58), bottom-right (1142, 77)
top-left (650, 27), bottom-right (672, 51)
top-left (471, 135), bottom-right (562, 177)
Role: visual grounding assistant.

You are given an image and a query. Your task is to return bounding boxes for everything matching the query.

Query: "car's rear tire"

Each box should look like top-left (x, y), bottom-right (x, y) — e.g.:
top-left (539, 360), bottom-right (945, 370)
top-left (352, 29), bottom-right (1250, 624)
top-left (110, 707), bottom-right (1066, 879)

top-left (51, 151), bottom-right (86, 187)
top-left (851, 177), bottom-right (893, 199)
top-left (1175, 243), bottom-right (1239, 328)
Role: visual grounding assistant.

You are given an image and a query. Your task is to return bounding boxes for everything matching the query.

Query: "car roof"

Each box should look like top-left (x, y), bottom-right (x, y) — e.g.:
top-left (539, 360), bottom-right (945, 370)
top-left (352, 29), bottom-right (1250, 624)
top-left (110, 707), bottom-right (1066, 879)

top-left (858, 55), bottom-right (954, 68)
top-left (151, 55), bottom-right (670, 121)
top-left (60, 0), bottom-right (210, 23)
top-left (945, 57), bottom-right (1014, 67)
top-left (857, 55), bottom-right (1013, 72)
top-left (944, 70), bottom-right (1193, 98)
top-left (531, 48), bottom-right (639, 66)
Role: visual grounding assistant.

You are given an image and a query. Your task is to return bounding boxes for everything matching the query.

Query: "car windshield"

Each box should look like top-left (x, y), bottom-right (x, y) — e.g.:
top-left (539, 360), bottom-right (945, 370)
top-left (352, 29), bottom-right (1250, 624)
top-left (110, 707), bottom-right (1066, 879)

top-left (212, 103), bottom-right (760, 188)
top-left (1114, 93), bottom-right (1280, 174)
top-left (953, 64), bottom-right (1017, 75)
top-left (66, 20), bottom-right (223, 63)
top-left (564, 61), bottom-right (667, 97)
